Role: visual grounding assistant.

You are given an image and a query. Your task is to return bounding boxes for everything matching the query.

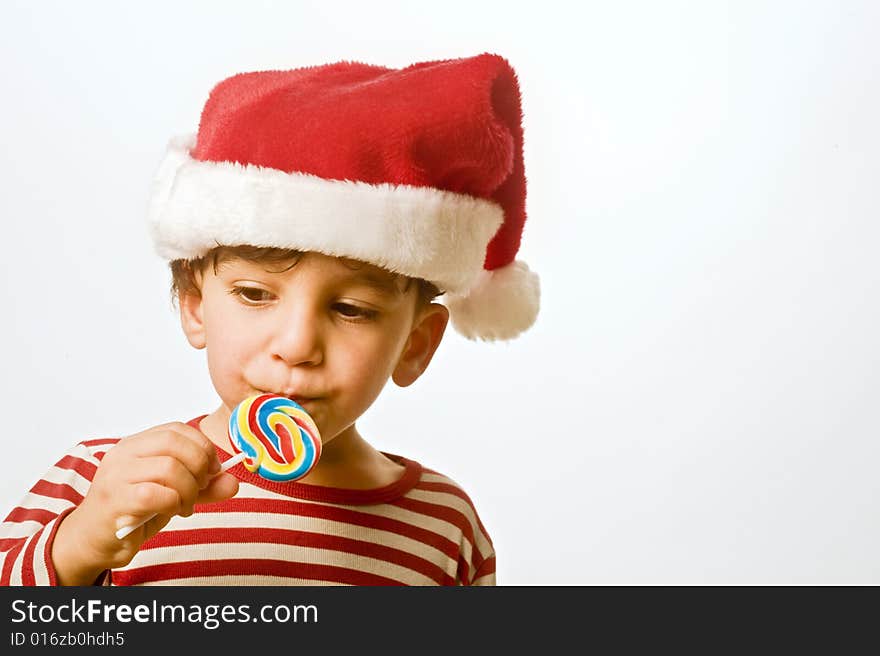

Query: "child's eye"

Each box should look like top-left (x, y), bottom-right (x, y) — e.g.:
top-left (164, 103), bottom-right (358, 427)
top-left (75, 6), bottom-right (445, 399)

top-left (333, 303), bottom-right (378, 321)
top-left (228, 286), bottom-right (274, 304)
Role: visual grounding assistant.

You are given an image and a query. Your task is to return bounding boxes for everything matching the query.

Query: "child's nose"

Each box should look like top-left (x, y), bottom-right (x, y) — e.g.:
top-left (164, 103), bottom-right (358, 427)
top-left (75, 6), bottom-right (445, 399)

top-left (270, 304), bottom-right (324, 367)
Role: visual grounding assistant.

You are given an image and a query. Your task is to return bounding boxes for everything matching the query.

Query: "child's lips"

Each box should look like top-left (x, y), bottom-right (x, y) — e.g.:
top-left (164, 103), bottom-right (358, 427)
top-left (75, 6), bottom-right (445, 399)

top-left (281, 392), bottom-right (321, 407)
top-left (255, 390), bottom-right (321, 407)
top-left (291, 398), bottom-right (323, 418)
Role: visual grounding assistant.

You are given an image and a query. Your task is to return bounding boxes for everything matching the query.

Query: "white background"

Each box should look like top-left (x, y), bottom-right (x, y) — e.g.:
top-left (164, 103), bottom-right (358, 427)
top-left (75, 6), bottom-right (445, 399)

top-left (1, 1), bottom-right (878, 584)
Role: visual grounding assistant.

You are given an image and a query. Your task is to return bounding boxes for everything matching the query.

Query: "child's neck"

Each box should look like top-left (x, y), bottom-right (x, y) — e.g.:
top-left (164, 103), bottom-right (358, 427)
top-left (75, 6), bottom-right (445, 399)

top-left (198, 408), bottom-right (405, 490)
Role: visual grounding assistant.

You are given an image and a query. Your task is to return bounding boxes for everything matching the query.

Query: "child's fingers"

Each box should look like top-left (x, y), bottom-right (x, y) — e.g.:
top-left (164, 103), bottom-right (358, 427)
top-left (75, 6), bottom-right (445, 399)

top-left (126, 456), bottom-right (201, 515)
top-left (121, 426), bottom-right (220, 487)
top-left (124, 422), bottom-right (216, 456)
top-left (114, 468), bottom-right (238, 542)
top-left (115, 481), bottom-right (181, 533)
top-left (89, 423), bottom-right (227, 544)
top-left (195, 473), bottom-right (240, 505)
top-left (166, 422), bottom-right (222, 470)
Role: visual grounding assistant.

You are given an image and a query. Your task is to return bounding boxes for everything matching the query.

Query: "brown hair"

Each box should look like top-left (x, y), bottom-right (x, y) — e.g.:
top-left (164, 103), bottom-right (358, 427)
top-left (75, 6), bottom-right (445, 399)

top-left (169, 245), bottom-right (441, 310)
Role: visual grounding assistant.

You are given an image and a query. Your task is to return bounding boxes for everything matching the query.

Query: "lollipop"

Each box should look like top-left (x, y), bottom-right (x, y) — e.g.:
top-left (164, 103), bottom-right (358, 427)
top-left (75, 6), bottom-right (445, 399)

top-left (116, 393), bottom-right (321, 540)
top-left (227, 393), bottom-right (322, 482)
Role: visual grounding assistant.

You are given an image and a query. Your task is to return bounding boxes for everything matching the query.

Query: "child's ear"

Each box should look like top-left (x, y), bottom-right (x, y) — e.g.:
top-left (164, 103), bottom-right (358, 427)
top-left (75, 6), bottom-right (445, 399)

top-left (392, 303), bottom-right (449, 387)
top-left (179, 288), bottom-right (207, 350)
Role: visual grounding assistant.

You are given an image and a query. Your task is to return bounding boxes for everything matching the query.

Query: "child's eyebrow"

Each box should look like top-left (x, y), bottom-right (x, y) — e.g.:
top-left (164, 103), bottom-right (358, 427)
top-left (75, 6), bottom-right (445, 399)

top-left (216, 257), bottom-right (403, 295)
top-left (215, 258), bottom-right (294, 275)
top-left (343, 271), bottom-right (402, 296)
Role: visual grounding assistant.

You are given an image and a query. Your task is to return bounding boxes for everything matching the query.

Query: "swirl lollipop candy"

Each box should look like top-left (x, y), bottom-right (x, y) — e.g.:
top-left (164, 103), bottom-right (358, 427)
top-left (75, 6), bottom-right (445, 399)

top-left (116, 393), bottom-right (321, 540)
top-left (228, 393), bottom-right (322, 482)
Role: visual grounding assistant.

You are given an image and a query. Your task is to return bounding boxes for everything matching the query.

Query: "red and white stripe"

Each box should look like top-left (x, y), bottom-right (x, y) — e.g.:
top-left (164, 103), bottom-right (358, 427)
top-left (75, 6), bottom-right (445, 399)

top-left (1, 423), bottom-right (495, 586)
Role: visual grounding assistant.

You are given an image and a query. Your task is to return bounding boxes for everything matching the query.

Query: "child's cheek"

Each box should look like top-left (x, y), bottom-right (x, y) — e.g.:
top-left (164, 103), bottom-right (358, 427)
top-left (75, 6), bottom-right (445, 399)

top-left (202, 311), bottom-right (255, 378)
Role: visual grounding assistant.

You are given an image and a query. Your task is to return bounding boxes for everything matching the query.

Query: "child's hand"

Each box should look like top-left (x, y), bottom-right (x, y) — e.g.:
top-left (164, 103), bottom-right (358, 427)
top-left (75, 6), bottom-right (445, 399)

top-left (51, 422), bottom-right (239, 585)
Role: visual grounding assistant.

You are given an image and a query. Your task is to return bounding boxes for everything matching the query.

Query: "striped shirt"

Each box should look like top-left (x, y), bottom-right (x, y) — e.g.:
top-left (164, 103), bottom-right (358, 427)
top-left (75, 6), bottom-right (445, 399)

top-left (0, 416), bottom-right (495, 586)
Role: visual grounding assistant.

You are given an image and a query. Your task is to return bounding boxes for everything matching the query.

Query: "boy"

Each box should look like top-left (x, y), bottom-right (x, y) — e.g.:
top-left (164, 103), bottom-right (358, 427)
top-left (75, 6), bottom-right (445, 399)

top-left (0, 53), bottom-right (539, 586)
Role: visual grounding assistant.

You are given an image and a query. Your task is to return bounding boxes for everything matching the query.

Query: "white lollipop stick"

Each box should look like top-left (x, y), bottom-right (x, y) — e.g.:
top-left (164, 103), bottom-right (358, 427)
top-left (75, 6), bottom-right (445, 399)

top-left (115, 451), bottom-right (247, 539)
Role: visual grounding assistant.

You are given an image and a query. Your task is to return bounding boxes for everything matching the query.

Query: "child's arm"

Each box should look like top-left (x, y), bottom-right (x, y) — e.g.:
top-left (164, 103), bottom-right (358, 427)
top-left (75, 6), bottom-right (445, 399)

top-left (469, 556), bottom-right (497, 586)
top-left (0, 440), bottom-right (109, 585)
top-left (0, 422), bottom-right (238, 586)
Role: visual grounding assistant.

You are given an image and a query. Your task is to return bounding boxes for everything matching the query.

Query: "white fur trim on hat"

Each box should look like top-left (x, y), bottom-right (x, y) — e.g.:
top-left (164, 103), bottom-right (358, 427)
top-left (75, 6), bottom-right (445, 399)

top-left (147, 135), bottom-right (505, 295)
top-left (445, 260), bottom-right (540, 341)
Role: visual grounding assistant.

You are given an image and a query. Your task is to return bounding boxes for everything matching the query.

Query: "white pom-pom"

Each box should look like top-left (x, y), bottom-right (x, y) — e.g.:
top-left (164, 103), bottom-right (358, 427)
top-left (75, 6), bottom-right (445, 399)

top-left (445, 260), bottom-right (540, 341)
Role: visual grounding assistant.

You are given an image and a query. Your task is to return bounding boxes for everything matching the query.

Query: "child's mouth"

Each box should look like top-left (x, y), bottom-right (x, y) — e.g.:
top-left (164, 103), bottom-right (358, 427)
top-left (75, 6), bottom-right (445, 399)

top-left (253, 389), bottom-right (320, 408)
top-left (282, 392), bottom-right (319, 406)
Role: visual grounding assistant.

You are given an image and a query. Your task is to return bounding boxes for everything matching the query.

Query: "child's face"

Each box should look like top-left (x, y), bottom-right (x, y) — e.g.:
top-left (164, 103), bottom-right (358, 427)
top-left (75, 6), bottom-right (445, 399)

top-left (178, 251), bottom-right (447, 447)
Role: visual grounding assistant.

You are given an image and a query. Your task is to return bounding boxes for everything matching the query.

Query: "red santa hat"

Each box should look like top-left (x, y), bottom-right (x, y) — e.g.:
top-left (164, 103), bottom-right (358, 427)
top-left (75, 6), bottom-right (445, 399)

top-left (147, 52), bottom-right (539, 340)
